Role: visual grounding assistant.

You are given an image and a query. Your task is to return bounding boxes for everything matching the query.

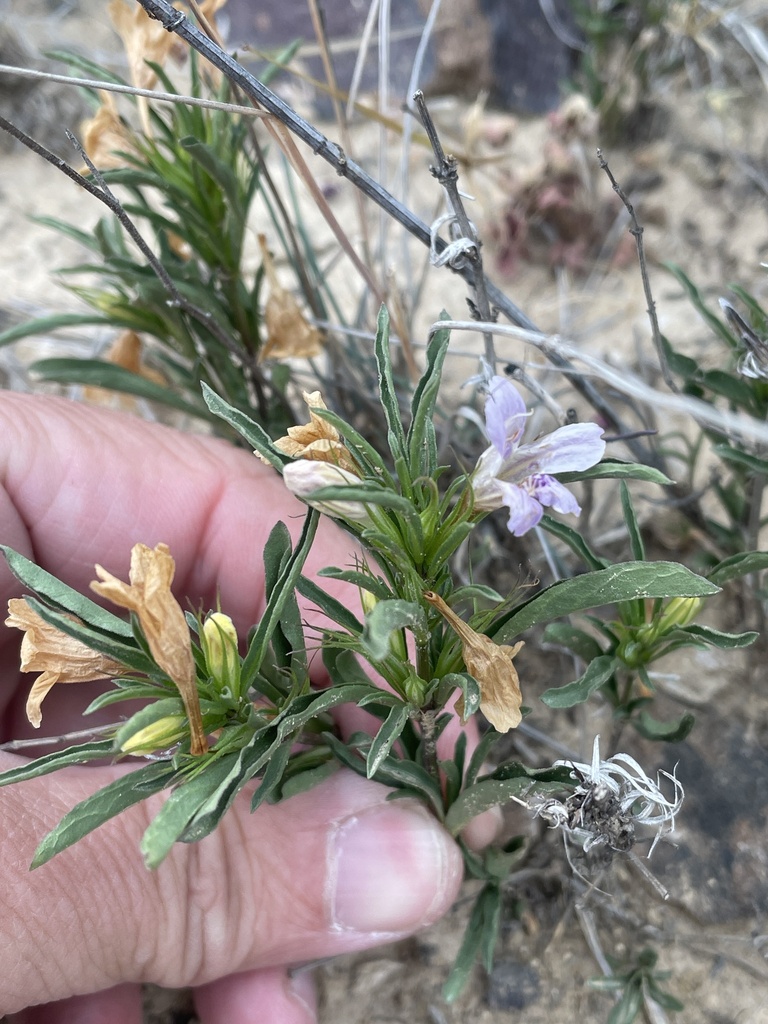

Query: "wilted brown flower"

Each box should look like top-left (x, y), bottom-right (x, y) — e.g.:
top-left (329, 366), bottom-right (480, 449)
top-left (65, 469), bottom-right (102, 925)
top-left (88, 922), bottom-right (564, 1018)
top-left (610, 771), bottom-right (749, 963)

top-left (91, 543), bottom-right (208, 755)
top-left (423, 591), bottom-right (524, 732)
top-left (80, 91), bottom-right (136, 170)
top-left (5, 599), bottom-right (125, 729)
top-left (273, 390), bottom-right (357, 472)
top-left (83, 330), bottom-right (166, 410)
top-left (258, 235), bottom-right (322, 361)
top-left (108, 0), bottom-right (179, 91)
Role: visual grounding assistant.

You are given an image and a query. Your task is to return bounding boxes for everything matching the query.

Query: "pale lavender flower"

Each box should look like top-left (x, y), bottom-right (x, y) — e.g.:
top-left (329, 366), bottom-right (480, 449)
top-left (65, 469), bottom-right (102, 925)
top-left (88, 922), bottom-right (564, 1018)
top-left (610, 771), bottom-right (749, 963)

top-left (471, 376), bottom-right (606, 536)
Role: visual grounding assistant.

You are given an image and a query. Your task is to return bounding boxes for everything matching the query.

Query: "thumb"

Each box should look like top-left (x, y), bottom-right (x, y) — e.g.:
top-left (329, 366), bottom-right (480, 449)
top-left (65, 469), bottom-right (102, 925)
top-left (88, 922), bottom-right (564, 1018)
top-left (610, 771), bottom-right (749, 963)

top-left (1, 761), bottom-right (462, 1013)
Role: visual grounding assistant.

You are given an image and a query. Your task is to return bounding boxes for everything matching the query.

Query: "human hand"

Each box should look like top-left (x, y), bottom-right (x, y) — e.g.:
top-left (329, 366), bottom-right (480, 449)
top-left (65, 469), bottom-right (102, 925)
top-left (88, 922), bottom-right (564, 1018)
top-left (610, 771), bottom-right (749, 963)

top-left (0, 393), bottom-right (465, 1023)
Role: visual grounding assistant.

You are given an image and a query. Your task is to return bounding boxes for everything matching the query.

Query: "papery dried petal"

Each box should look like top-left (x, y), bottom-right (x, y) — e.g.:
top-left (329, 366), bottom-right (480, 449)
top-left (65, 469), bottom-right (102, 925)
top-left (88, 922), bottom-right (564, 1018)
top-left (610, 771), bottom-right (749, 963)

top-left (80, 91), bottom-right (136, 170)
top-left (6, 599), bottom-right (125, 728)
top-left (424, 591), bottom-right (524, 731)
top-left (91, 543), bottom-right (208, 755)
top-left (273, 389), bottom-right (357, 472)
top-left (258, 235), bottom-right (322, 361)
top-left (108, 0), bottom-right (178, 90)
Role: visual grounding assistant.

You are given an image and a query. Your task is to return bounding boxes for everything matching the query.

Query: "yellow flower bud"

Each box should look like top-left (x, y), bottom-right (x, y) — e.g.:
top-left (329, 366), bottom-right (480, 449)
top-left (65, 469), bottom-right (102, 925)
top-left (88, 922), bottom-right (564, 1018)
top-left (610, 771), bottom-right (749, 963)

top-left (202, 612), bottom-right (240, 689)
top-left (120, 714), bottom-right (188, 754)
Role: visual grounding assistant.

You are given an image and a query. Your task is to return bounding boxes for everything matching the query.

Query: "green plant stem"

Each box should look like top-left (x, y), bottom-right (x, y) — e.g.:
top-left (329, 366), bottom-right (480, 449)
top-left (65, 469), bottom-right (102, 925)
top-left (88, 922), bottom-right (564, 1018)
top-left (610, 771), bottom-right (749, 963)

top-left (419, 707), bottom-right (442, 801)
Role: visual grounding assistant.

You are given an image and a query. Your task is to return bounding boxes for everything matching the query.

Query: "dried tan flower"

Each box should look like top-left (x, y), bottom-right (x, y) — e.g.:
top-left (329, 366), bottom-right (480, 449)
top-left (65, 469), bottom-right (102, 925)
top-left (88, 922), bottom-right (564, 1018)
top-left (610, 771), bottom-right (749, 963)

top-left (108, 0), bottom-right (178, 91)
top-left (423, 591), bottom-right (524, 732)
top-left (274, 390), bottom-right (357, 472)
top-left (80, 91), bottom-right (136, 170)
top-left (83, 330), bottom-right (166, 410)
top-left (5, 599), bottom-right (125, 729)
top-left (91, 543), bottom-right (208, 755)
top-left (258, 235), bottom-right (322, 361)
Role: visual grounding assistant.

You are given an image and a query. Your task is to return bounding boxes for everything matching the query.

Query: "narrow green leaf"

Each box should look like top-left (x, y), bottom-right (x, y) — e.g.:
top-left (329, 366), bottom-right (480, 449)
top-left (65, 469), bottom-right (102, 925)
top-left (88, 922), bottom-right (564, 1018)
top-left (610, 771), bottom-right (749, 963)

top-left (713, 443), bottom-right (768, 475)
top-left (32, 762), bottom-right (176, 868)
top-left (443, 884), bottom-right (498, 1002)
top-left (140, 753), bottom-right (241, 868)
top-left (0, 740), bottom-right (115, 787)
top-left (0, 313), bottom-right (110, 347)
top-left (30, 359), bottom-right (209, 418)
top-left (366, 703), bottom-right (411, 778)
top-left (538, 516), bottom-right (607, 570)
top-left (373, 305), bottom-right (408, 469)
top-left (540, 654), bottom-right (617, 708)
top-left (558, 459), bottom-right (673, 485)
top-left (464, 730), bottom-right (504, 789)
top-left (542, 623), bottom-right (604, 661)
top-left (241, 510), bottom-right (318, 686)
top-left (250, 739), bottom-right (294, 811)
top-left (201, 383), bottom-right (287, 469)
top-left (445, 767), bottom-right (569, 835)
top-left (492, 563), bottom-right (720, 643)
top-left (408, 315), bottom-right (450, 477)
top-left (632, 710), bottom-right (695, 743)
top-left (297, 575), bottom-right (364, 635)
top-left (681, 623), bottom-right (757, 648)
top-left (1, 546), bottom-right (133, 637)
top-left (24, 596), bottom-right (155, 675)
top-left (707, 550), bottom-right (768, 585)
top-left (620, 482), bottom-right (645, 560)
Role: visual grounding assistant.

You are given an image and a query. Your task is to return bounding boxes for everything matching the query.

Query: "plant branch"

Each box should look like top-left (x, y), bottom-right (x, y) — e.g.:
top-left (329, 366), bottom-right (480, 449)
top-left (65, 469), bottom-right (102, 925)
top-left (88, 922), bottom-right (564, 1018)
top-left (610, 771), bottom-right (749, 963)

top-left (413, 90), bottom-right (496, 372)
top-left (597, 149), bottom-right (678, 393)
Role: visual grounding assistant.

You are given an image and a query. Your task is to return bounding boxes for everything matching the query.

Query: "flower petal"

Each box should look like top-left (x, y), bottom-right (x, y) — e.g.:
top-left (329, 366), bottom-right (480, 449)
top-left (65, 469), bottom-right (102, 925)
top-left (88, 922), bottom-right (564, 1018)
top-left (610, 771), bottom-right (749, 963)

top-left (514, 422), bottom-right (606, 477)
top-left (530, 474), bottom-right (581, 515)
top-left (497, 481), bottom-right (544, 536)
top-left (6, 599), bottom-right (125, 728)
top-left (484, 376), bottom-right (528, 458)
top-left (91, 544), bottom-right (208, 755)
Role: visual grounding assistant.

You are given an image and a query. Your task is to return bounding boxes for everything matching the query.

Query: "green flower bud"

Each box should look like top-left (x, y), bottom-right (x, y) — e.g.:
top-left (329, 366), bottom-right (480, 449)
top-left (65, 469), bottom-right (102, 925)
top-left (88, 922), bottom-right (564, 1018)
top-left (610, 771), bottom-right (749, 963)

top-left (655, 596), bottom-right (703, 635)
top-left (120, 714), bottom-right (188, 754)
top-left (202, 612), bottom-right (240, 691)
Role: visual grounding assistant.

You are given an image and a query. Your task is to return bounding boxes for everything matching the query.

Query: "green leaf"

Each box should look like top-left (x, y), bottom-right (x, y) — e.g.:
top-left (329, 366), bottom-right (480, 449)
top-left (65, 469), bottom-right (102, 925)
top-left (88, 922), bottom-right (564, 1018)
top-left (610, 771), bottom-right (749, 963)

top-left (464, 729), bottom-right (504, 789)
top-left (437, 672), bottom-right (481, 721)
top-left (664, 262), bottom-right (736, 346)
top-left (492, 563), bottom-right (720, 643)
top-left (542, 623), bottom-right (604, 661)
top-left (538, 516), bottom-right (607, 570)
top-left (558, 459), bottom-right (673, 485)
top-left (607, 986), bottom-right (643, 1024)
top-left (366, 703), bottom-right (411, 778)
top-left (1, 546), bottom-right (133, 637)
top-left (540, 655), bottom-right (617, 708)
top-left (29, 359), bottom-right (209, 419)
top-left (620, 482), bottom-right (645, 561)
top-left (445, 763), bottom-right (573, 834)
top-left (681, 623), bottom-right (757, 648)
top-left (0, 313), bottom-right (110, 347)
top-left (278, 759), bottom-right (339, 800)
top-left (442, 884), bottom-right (500, 1002)
top-left (249, 740), bottom-right (294, 811)
top-left (140, 753), bottom-right (241, 868)
top-left (0, 740), bottom-right (115, 787)
top-left (632, 710), bottom-right (694, 743)
top-left (707, 550), bottom-right (768, 585)
top-left (713, 443), bottom-right (768, 475)
top-left (201, 383), bottom-right (287, 469)
top-left (241, 511), bottom-right (318, 688)
top-left (297, 575), bottom-right (364, 635)
top-left (32, 762), bottom-right (176, 868)
top-left (407, 315), bottom-right (450, 477)
top-left (359, 599), bottom-right (427, 661)
top-left (373, 305), bottom-right (408, 471)
top-left (24, 596), bottom-right (155, 675)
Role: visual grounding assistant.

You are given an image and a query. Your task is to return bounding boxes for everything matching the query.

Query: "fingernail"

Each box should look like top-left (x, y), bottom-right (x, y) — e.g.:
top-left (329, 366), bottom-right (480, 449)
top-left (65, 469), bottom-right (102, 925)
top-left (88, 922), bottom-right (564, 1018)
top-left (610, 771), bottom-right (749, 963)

top-left (287, 969), bottom-right (317, 1022)
top-left (328, 802), bottom-right (460, 935)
